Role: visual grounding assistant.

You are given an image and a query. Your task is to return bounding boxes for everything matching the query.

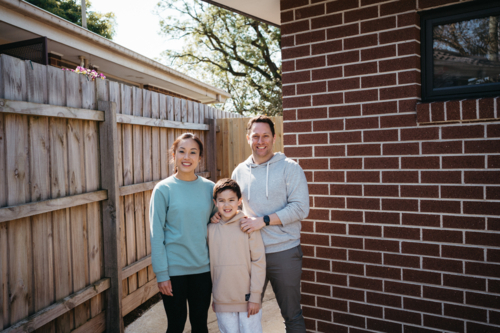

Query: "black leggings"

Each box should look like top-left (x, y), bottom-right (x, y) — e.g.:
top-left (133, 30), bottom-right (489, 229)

top-left (161, 271), bottom-right (212, 333)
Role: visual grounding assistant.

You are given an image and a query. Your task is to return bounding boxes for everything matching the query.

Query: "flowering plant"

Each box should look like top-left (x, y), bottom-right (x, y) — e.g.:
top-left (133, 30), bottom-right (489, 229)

top-left (62, 66), bottom-right (106, 80)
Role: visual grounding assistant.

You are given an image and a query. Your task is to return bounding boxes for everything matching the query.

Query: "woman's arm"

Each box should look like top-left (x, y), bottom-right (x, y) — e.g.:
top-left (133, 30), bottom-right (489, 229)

top-left (149, 186), bottom-right (171, 283)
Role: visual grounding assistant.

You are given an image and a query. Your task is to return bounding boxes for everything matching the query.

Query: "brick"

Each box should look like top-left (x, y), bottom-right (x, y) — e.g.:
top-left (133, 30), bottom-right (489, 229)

top-left (317, 322), bottom-right (348, 333)
top-left (423, 314), bottom-right (465, 333)
top-left (329, 78), bottom-right (360, 92)
top-left (301, 233), bottom-right (330, 246)
top-left (330, 131), bottom-right (361, 144)
top-left (365, 239), bottom-right (400, 253)
top-left (466, 262), bottom-right (500, 278)
top-left (349, 223), bottom-right (381, 236)
top-left (367, 292), bottom-right (402, 307)
top-left (423, 229), bottom-right (463, 243)
top-left (346, 117), bottom-right (379, 130)
top-left (330, 104), bottom-right (361, 117)
top-left (308, 184), bottom-right (328, 195)
top-left (399, 99), bottom-right (418, 112)
top-left (281, 10), bottom-right (294, 23)
top-left (467, 231), bottom-right (500, 247)
top-left (296, 56), bottom-right (326, 70)
top-left (402, 156), bottom-right (440, 169)
top-left (384, 253), bottom-right (420, 268)
top-left (301, 293), bottom-right (315, 305)
top-left (489, 218), bottom-right (500, 231)
top-left (302, 306), bottom-right (332, 321)
top-left (361, 73), bottom-right (397, 88)
top-left (420, 200), bottom-right (461, 214)
top-left (331, 184), bottom-right (362, 196)
top-left (315, 145), bottom-right (345, 157)
top-left (350, 276), bottom-right (383, 290)
top-left (382, 171), bottom-right (418, 183)
top-left (303, 258), bottom-right (331, 271)
top-left (283, 85), bottom-right (296, 97)
top-left (282, 20), bottom-right (310, 35)
top-left (296, 30), bottom-right (326, 45)
top-left (424, 257), bottom-right (462, 273)
top-left (385, 308), bottom-right (421, 324)
top-left (418, 0), bottom-right (458, 9)
top-left (491, 311), bottom-right (500, 325)
top-left (467, 323), bottom-right (500, 333)
top-left (282, 36), bottom-right (294, 48)
top-left (315, 196), bottom-right (345, 208)
top-left (331, 210), bottom-right (363, 222)
top-left (297, 107), bottom-right (327, 119)
top-left (417, 103), bottom-right (430, 123)
top-left (317, 297), bottom-right (348, 312)
top-left (314, 119), bottom-right (344, 131)
top-left (404, 297), bottom-right (442, 314)
top-left (330, 158), bottom-right (362, 169)
top-left (402, 242), bottom-right (440, 256)
top-left (442, 245), bottom-right (484, 261)
top-left (442, 125), bottom-right (485, 139)
top-left (314, 170), bottom-right (343, 183)
top-left (282, 60), bottom-right (295, 72)
top-left (461, 99), bottom-right (478, 120)
top-left (443, 215), bottom-right (485, 230)
top-left (380, 85), bottom-right (420, 100)
top-left (364, 157), bottom-right (399, 169)
top-left (317, 272), bottom-right (348, 285)
top-left (283, 96), bottom-right (311, 108)
top-left (399, 71), bottom-right (420, 84)
top-left (312, 13), bottom-right (342, 29)
top-left (367, 318), bottom-right (402, 333)
top-left (362, 101), bottom-right (398, 115)
top-left (362, 16), bottom-right (396, 33)
top-left (487, 187), bottom-right (500, 200)
top-left (283, 70), bottom-right (311, 84)
top-left (365, 211), bottom-right (400, 224)
top-left (282, 45), bottom-right (310, 60)
top-left (283, 134), bottom-right (296, 145)
top-left (345, 34), bottom-right (379, 50)
top-left (490, 279), bottom-right (500, 293)
top-left (326, 0), bottom-right (358, 13)
top-left (332, 285), bottom-right (365, 301)
top-left (364, 129), bottom-right (398, 142)
top-left (307, 209), bottom-right (330, 220)
top-left (297, 81), bottom-right (326, 95)
top-left (384, 226), bottom-right (420, 240)
top-left (383, 142), bottom-right (419, 155)
top-left (349, 250), bottom-right (382, 264)
top-left (299, 133), bottom-right (327, 144)
top-left (380, 0), bottom-right (416, 16)
top-left (398, 41), bottom-right (420, 56)
top-left (465, 140), bottom-right (500, 154)
top-left (345, 6), bottom-right (378, 23)
top-left (347, 144), bottom-right (381, 156)
top-left (326, 23), bottom-right (359, 39)
top-left (443, 274), bottom-right (486, 291)
top-left (383, 198), bottom-right (418, 211)
top-left (284, 120), bottom-right (311, 133)
top-left (488, 124), bottom-right (500, 137)
top-left (327, 50), bottom-right (359, 66)
top-left (345, 89), bottom-right (379, 103)
top-left (284, 146), bottom-right (313, 158)
top-left (281, 0), bottom-right (309, 10)
top-left (431, 102), bottom-right (445, 121)
top-left (464, 201), bottom-right (500, 216)
top-left (400, 185), bottom-right (439, 198)
top-left (445, 100), bottom-right (460, 121)
top-left (466, 291), bottom-right (500, 309)
top-left (379, 56), bottom-right (420, 72)
top-left (350, 302), bottom-right (383, 318)
top-left (333, 312), bottom-right (366, 328)
top-left (316, 247), bottom-right (346, 260)
top-left (398, 12), bottom-right (419, 27)
top-left (442, 155), bottom-right (485, 169)
top-left (479, 98), bottom-right (495, 119)
top-left (344, 62), bottom-right (378, 77)
top-left (347, 171), bottom-right (380, 182)
top-left (312, 66), bottom-right (342, 80)
top-left (313, 93), bottom-right (343, 106)
top-left (402, 213), bottom-right (440, 227)
top-left (423, 141), bottom-right (463, 155)
top-left (465, 171), bottom-right (500, 184)
top-left (424, 286), bottom-right (464, 303)
top-left (312, 41), bottom-right (343, 56)
top-left (401, 127), bottom-right (438, 141)
top-left (295, 3), bottom-right (325, 19)
top-left (421, 171), bottom-right (462, 184)
top-left (283, 110), bottom-right (297, 121)
top-left (299, 158), bottom-right (329, 170)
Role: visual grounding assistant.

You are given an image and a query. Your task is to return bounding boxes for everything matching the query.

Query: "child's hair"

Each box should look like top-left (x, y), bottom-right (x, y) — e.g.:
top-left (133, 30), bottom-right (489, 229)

top-left (246, 115), bottom-right (275, 137)
top-left (213, 178), bottom-right (242, 200)
top-left (169, 133), bottom-right (203, 173)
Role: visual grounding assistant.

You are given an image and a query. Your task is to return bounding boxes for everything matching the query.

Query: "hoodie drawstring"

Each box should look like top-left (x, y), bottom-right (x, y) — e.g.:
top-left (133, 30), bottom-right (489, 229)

top-left (248, 161), bottom-right (270, 201)
top-left (266, 162), bottom-right (269, 199)
top-left (248, 164), bottom-right (252, 201)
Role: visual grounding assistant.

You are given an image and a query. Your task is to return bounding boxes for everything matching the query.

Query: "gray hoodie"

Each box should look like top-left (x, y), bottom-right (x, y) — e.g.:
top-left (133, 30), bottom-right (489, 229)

top-left (232, 152), bottom-right (310, 254)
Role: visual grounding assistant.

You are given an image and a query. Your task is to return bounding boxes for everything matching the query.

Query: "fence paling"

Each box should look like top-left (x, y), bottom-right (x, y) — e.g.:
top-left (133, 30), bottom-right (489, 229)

top-left (0, 98), bottom-right (104, 120)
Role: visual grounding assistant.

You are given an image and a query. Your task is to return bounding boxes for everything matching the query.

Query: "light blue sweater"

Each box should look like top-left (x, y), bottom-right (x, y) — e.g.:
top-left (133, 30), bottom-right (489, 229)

top-left (149, 176), bottom-right (215, 283)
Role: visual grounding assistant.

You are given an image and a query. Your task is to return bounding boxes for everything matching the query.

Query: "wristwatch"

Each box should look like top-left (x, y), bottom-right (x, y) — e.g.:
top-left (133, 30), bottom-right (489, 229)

top-left (263, 215), bottom-right (270, 226)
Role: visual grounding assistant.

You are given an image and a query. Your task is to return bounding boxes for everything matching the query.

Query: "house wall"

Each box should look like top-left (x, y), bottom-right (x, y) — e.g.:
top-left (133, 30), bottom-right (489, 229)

top-left (280, 0), bottom-right (500, 332)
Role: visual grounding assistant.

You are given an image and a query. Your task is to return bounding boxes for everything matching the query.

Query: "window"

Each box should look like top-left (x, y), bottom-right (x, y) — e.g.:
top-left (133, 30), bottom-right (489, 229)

top-left (421, 1), bottom-right (500, 102)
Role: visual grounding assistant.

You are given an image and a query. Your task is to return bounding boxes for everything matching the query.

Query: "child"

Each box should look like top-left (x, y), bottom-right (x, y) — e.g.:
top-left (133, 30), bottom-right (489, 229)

top-left (208, 178), bottom-right (266, 333)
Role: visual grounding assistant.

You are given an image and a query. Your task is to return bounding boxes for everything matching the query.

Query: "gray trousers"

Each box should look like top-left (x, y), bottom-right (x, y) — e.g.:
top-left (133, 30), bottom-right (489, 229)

top-left (262, 245), bottom-right (306, 333)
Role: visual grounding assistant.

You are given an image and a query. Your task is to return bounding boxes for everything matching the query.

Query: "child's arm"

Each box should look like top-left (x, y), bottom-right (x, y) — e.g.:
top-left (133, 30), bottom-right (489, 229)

top-left (247, 230), bottom-right (266, 307)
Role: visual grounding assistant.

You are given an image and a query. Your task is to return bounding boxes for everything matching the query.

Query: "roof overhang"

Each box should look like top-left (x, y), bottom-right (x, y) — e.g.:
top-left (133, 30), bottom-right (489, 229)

top-left (201, 0), bottom-right (280, 26)
top-left (0, 0), bottom-right (231, 104)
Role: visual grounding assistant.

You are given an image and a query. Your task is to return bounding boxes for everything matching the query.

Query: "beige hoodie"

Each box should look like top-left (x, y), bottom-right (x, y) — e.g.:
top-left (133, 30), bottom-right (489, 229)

top-left (208, 211), bottom-right (266, 313)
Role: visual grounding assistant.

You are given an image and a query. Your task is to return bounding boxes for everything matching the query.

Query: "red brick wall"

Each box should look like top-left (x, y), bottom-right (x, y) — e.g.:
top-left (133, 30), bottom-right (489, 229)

top-left (281, 0), bottom-right (500, 332)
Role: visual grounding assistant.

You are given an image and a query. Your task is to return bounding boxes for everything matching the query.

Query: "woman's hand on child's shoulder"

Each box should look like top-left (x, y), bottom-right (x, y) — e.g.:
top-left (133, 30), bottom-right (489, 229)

top-left (247, 302), bottom-right (259, 317)
top-left (210, 212), bottom-right (221, 224)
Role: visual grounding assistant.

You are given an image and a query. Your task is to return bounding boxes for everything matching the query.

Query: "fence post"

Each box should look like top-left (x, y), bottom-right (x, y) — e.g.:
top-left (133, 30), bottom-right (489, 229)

top-left (206, 118), bottom-right (218, 181)
top-left (98, 100), bottom-right (123, 333)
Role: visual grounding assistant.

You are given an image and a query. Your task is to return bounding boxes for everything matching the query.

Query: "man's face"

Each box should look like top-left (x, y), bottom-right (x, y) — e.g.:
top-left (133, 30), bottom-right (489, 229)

top-left (247, 122), bottom-right (276, 163)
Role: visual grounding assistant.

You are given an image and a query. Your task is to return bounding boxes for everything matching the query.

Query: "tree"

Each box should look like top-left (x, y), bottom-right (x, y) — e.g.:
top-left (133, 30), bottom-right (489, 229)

top-left (26, 0), bottom-right (116, 39)
top-left (156, 0), bottom-right (282, 116)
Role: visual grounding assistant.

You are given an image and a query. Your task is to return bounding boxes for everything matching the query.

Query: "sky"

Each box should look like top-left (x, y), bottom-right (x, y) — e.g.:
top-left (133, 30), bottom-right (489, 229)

top-left (90, 0), bottom-right (183, 61)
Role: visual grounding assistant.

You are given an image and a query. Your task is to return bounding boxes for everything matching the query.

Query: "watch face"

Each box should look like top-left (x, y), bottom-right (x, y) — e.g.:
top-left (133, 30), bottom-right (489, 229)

top-left (264, 215), bottom-right (270, 224)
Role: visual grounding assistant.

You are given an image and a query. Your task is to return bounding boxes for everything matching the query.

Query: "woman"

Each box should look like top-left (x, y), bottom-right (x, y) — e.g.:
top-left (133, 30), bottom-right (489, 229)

top-left (150, 133), bottom-right (215, 333)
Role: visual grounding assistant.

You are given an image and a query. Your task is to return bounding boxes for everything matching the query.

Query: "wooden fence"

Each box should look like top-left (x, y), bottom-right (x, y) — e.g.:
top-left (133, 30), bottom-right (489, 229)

top-left (216, 117), bottom-right (284, 179)
top-left (0, 54), bottom-right (242, 333)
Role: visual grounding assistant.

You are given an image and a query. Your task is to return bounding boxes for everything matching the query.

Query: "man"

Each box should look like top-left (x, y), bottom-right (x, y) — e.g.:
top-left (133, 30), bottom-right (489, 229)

top-left (212, 115), bottom-right (309, 333)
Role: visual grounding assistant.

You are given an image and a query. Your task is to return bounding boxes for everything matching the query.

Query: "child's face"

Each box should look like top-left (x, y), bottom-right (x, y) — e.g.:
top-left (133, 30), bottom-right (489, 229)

top-left (214, 189), bottom-right (242, 221)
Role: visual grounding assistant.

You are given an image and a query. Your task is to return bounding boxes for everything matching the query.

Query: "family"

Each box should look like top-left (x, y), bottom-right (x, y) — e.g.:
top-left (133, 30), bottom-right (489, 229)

top-left (149, 115), bottom-right (310, 333)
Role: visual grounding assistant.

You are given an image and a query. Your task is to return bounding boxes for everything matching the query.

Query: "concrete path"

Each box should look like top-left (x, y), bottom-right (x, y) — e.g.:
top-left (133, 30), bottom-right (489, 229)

top-left (125, 287), bottom-right (285, 333)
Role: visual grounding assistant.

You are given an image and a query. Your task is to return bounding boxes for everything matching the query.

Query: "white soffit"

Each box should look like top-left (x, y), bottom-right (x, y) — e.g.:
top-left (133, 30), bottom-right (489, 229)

top-left (202, 0), bottom-right (280, 26)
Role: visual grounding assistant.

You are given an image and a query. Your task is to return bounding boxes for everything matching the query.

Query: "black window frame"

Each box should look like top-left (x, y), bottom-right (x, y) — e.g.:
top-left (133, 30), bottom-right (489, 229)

top-left (420, 1), bottom-right (500, 103)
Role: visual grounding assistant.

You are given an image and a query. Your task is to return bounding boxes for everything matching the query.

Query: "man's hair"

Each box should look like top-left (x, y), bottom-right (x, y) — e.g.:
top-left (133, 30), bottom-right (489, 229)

top-left (246, 115), bottom-right (275, 137)
top-left (213, 178), bottom-right (242, 200)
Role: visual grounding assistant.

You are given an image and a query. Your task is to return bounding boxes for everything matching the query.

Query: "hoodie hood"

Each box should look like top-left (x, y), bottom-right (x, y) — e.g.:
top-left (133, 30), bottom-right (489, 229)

top-left (243, 152), bottom-right (287, 201)
top-left (220, 211), bottom-right (245, 225)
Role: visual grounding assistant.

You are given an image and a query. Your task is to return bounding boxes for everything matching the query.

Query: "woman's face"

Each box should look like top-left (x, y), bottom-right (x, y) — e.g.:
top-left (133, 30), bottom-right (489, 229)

top-left (173, 138), bottom-right (201, 174)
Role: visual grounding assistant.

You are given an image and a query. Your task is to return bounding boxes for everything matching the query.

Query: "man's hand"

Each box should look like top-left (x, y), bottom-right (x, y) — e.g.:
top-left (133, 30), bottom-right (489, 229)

top-left (247, 302), bottom-right (259, 317)
top-left (240, 216), bottom-right (265, 233)
top-left (158, 280), bottom-right (173, 296)
top-left (210, 212), bottom-right (221, 224)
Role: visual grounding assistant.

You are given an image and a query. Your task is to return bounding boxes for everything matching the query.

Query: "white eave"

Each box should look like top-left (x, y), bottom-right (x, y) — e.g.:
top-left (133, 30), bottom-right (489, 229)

top-left (0, 0), bottom-right (231, 104)
top-left (201, 0), bottom-right (280, 26)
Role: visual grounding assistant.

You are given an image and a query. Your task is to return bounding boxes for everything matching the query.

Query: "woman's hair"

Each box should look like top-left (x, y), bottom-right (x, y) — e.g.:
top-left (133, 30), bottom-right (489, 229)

top-left (213, 178), bottom-right (242, 200)
top-left (169, 133), bottom-right (204, 173)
